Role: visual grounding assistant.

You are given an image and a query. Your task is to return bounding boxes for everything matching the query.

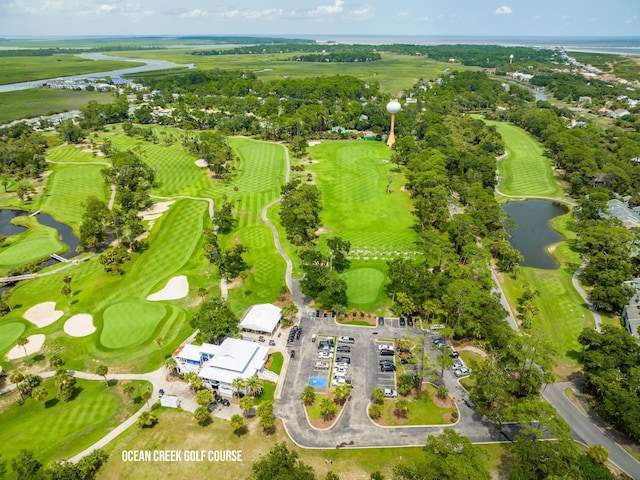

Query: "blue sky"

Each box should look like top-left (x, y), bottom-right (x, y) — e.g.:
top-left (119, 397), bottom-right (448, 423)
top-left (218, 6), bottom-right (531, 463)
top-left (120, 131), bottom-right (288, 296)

top-left (0, 0), bottom-right (638, 38)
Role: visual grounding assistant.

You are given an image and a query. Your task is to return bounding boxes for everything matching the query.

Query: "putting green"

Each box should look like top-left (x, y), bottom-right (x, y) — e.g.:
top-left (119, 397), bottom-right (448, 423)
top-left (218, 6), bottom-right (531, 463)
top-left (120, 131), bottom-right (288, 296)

top-left (343, 268), bottom-right (386, 305)
top-left (0, 322), bottom-right (26, 352)
top-left (100, 300), bottom-right (166, 349)
top-left (0, 237), bottom-right (64, 267)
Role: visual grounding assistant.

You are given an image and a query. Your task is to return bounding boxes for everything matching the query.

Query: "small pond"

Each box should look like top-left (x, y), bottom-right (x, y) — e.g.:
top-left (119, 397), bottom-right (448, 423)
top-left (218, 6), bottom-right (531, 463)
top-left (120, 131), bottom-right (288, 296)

top-left (502, 200), bottom-right (567, 270)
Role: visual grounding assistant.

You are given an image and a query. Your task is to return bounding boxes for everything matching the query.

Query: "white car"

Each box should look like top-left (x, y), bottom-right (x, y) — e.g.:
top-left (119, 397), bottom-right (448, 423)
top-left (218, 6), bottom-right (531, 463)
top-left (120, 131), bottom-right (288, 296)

top-left (318, 351), bottom-right (331, 359)
top-left (384, 388), bottom-right (398, 398)
top-left (453, 366), bottom-right (471, 377)
top-left (335, 362), bottom-right (349, 368)
top-left (378, 344), bottom-right (393, 351)
top-left (338, 336), bottom-right (355, 344)
top-left (315, 361), bottom-right (330, 369)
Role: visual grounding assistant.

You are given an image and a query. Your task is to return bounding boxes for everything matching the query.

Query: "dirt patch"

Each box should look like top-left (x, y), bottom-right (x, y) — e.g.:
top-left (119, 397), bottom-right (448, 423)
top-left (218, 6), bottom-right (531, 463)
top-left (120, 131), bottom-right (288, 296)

top-left (315, 227), bottom-right (329, 235)
top-left (433, 394), bottom-right (455, 409)
top-left (455, 343), bottom-right (489, 357)
top-left (226, 277), bottom-right (243, 289)
top-left (0, 388), bottom-right (20, 414)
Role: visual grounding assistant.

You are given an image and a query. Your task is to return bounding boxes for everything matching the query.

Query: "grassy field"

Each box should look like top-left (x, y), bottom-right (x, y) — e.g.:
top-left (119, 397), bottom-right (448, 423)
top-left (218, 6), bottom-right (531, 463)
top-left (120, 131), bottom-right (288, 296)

top-left (0, 379), bottom-right (150, 474)
top-left (306, 140), bottom-right (418, 310)
top-left (0, 89), bottom-right (115, 124)
top-left (96, 410), bottom-right (508, 478)
top-left (378, 385), bottom-right (457, 426)
top-left (114, 50), bottom-right (479, 94)
top-left (0, 54), bottom-right (143, 85)
top-left (476, 116), bottom-right (563, 199)
top-left (0, 216), bottom-right (66, 274)
top-left (267, 352), bottom-right (284, 375)
top-left (0, 322), bottom-right (27, 352)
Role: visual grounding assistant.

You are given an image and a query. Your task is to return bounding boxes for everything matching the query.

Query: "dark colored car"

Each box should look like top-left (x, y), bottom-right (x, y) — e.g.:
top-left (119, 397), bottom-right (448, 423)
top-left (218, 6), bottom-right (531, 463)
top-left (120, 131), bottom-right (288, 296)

top-left (336, 345), bottom-right (351, 353)
top-left (380, 364), bottom-right (396, 372)
top-left (379, 359), bottom-right (394, 365)
top-left (290, 350), bottom-right (295, 358)
top-left (378, 316), bottom-right (385, 326)
top-left (336, 356), bottom-right (351, 364)
top-left (221, 398), bottom-right (230, 407)
top-left (407, 317), bottom-right (414, 327)
top-left (207, 402), bottom-right (217, 412)
top-left (380, 349), bottom-right (394, 356)
top-left (214, 393), bottom-right (222, 402)
top-left (399, 317), bottom-right (406, 326)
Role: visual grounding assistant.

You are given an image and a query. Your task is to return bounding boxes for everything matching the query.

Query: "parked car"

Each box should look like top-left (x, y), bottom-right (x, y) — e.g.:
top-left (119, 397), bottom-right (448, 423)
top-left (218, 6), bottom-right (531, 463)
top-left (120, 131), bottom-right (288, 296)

top-left (336, 345), bottom-right (351, 353)
top-left (407, 317), bottom-right (414, 327)
top-left (432, 338), bottom-right (445, 347)
top-left (379, 359), bottom-right (394, 365)
top-left (290, 350), bottom-right (295, 358)
top-left (318, 351), bottom-right (331, 359)
top-left (453, 366), bottom-right (471, 377)
top-left (258, 335), bottom-right (265, 342)
top-left (378, 344), bottom-right (393, 350)
top-left (380, 349), bottom-right (394, 356)
top-left (315, 361), bottom-right (330, 369)
top-left (384, 388), bottom-right (398, 398)
top-left (207, 402), bottom-right (217, 412)
top-left (380, 364), bottom-right (396, 372)
top-left (430, 324), bottom-right (445, 334)
top-left (336, 356), bottom-right (351, 364)
top-left (378, 316), bottom-right (385, 326)
top-left (269, 339), bottom-right (276, 346)
top-left (338, 336), bottom-right (355, 344)
top-left (221, 398), bottom-right (230, 406)
top-left (311, 334), bottom-right (317, 343)
top-left (399, 317), bottom-right (406, 326)
top-left (335, 362), bottom-right (349, 369)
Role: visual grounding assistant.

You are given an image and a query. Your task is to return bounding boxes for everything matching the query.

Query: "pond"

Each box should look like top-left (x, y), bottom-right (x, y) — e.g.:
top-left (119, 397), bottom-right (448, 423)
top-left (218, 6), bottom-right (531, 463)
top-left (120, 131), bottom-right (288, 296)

top-left (0, 209), bottom-right (79, 261)
top-left (502, 200), bottom-right (567, 270)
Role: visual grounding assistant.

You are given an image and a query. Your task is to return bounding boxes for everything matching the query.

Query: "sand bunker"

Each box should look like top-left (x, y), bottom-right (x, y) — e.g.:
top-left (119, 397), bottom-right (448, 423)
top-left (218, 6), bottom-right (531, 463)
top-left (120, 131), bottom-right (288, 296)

top-left (6, 334), bottom-right (46, 359)
top-left (23, 302), bottom-right (64, 328)
top-left (195, 159), bottom-right (208, 168)
top-left (147, 275), bottom-right (189, 301)
top-left (307, 140), bottom-right (322, 147)
top-left (139, 201), bottom-right (175, 221)
top-left (64, 314), bottom-right (96, 337)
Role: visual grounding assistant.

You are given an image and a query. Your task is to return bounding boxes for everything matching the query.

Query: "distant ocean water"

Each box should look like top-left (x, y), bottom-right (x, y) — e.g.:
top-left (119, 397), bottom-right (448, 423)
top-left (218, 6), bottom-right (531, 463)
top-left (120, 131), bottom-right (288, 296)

top-left (290, 35), bottom-right (640, 55)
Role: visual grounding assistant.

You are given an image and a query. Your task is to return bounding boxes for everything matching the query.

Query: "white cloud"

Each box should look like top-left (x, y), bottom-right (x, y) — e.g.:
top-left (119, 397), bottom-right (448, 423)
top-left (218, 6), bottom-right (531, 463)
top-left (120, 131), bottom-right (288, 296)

top-left (218, 8), bottom-right (284, 20)
top-left (308, 0), bottom-right (345, 16)
top-left (419, 16), bottom-right (429, 21)
top-left (494, 5), bottom-right (512, 14)
top-left (180, 8), bottom-right (207, 19)
top-left (348, 7), bottom-right (375, 20)
top-left (395, 11), bottom-right (409, 18)
top-left (624, 15), bottom-right (637, 24)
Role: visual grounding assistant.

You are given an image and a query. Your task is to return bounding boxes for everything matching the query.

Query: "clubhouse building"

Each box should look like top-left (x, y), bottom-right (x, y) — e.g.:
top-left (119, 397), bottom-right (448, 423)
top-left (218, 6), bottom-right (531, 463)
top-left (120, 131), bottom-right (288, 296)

top-left (173, 337), bottom-right (273, 396)
top-left (239, 303), bottom-right (282, 337)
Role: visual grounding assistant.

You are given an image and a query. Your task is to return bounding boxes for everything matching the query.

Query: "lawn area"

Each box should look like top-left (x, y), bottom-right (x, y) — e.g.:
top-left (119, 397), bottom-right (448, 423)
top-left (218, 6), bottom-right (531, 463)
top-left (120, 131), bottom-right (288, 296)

top-left (377, 384), bottom-right (457, 426)
top-left (252, 382), bottom-right (276, 405)
top-left (475, 116), bottom-right (563, 199)
top-left (100, 301), bottom-right (167, 349)
top-left (97, 411), bottom-right (456, 480)
top-left (0, 54), bottom-right (143, 85)
top-left (0, 378), bottom-right (150, 474)
top-left (266, 352), bottom-right (283, 375)
top-left (37, 162), bottom-right (110, 228)
top-left (0, 88), bottom-right (115, 124)
top-left (0, 215), bottom-right (66, 274)
top-left (306, 140), bottom-right (418, 310)
top-left (113, 50), bottom-right (479, 94)
top-left (0, 322), bottom-right (26, 352)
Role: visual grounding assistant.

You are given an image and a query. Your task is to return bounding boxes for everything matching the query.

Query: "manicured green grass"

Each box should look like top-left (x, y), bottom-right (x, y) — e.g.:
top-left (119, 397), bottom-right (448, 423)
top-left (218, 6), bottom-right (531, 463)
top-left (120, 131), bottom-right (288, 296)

top-left (0, 378), bottom-right (150, 471)
top-left (0, 215), bottom-right (66, 273)
top-left (100, 300), bottom-right (167, 349)
top-left (0, 88), bottom-right (115, 124)
top-left (343, 267), bottom-right (386, 306)
top-left (459, 351), bottom-right (485, 371)
top-left (0, 54), bottom-right (143, 85)
top-left (0, 322), bottom-right (26, 352)
top-left (267, 352), bottom-right (284, 375)
top-left (379, 385), bottom-right (457, 426)
top-left (253, 382), bottom-right (276, 405)
top-left (305, 393), bottom-right (329, 421)
top-left (116, 50), bottom-right (479, 94)
top-left (307, 141), bottom-right (418, 310)
top-left (476, 116), bottom-right (563, 199)
top-left (38, 163), bottom-right (109, 228)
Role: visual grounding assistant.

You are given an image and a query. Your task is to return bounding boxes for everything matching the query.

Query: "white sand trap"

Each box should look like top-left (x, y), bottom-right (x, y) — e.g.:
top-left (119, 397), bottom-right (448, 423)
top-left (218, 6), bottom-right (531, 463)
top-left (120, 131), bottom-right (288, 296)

top-left (64, 314), bottom-right (96, 337)
top-left (6, 334), bottom-right (46, 359)
top-left (139, 201), bottom-right (175, 221)
top-left (195, 159), bottom-right (208, 168)
top-left (307, 140), bottom-right (322, 147)
top-left (147, 275), bottom-right (189, 301)
top-left (23, 302), bottom-right (64, 328)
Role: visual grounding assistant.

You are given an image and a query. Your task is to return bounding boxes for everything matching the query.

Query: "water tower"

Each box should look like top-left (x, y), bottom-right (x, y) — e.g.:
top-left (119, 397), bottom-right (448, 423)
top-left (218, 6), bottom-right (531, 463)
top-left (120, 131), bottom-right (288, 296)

top-left (386, 100), bottom-right (401, 147)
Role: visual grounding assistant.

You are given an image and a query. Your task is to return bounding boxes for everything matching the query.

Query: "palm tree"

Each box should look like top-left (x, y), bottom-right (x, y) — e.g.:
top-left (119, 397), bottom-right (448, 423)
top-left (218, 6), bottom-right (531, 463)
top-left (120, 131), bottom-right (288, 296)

top-left (319, 397), bottom-right (338, 420)
top-left (122, 382), bottom-right (135, 402)
top-left (370, 387), bottom-right (385, 405)
top-left (196, 287), bottom-right (209, 301)
top-left (49, 354), bottom-right (64, 369)
top-left (164, 357), bottom-right (177, 376)
top-left (138, 410), bottom-right (158, 428)
top-left (368, 403), bottom-right (382, 419)
top-left (230, 413), bottom-right (245, 436)
top-left (95, 364), bottom-right (109, 387)
top-left (231, 377), bottom-right (245, 398)
top-left (1, 290), bottom-right (12, 312)
top-left (301, 385), bottom-right (316, 406)
top-left (437, 386), bottom-right (449, 400)
top-left (394, 398), bottom-right (410, 419)
top-left (244, 376), bottom-right (263, 398)
top-left (239, 396), bottom-right (254, 417)
top-left (154, 337), bottom-right (164, 362)
top-left (61, 276), bottom-right (72, 307)
top-left (259, 412), bottom-right (275, 432)
top-left (194, 406), bottom-right (210, 426)
top-left (196, 389), bottom-right (213, 407)
top-left (16, 336), bottom-right (29, 359)
top-left (9, 371), bottom-right (24, 400)
top-left (141, 385), bottom-right (152, 408)
top-left (32, 385), bottom-right (48, 407)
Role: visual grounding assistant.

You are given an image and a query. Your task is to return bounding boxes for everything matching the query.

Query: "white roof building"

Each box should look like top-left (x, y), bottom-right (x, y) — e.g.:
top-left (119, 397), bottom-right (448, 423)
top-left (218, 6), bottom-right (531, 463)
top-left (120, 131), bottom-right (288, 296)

top-left (173, 338), bottom-right (271, 396)
top-left (239, 304), bottom-right (282, 336)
